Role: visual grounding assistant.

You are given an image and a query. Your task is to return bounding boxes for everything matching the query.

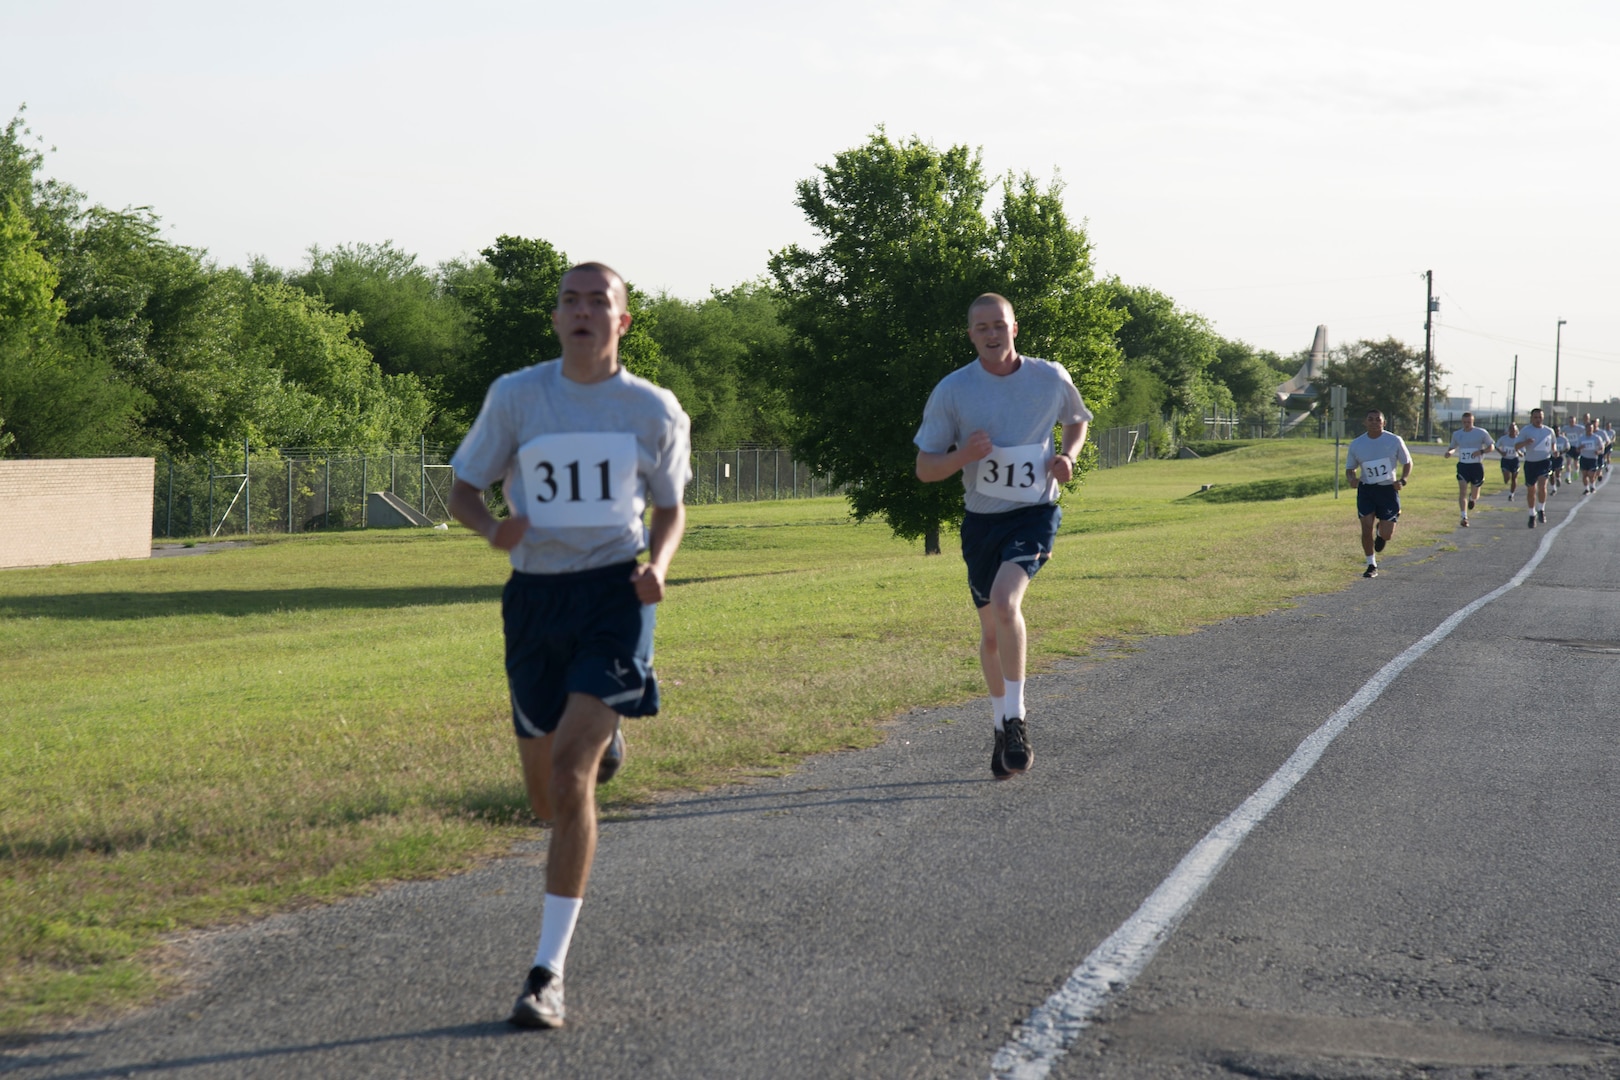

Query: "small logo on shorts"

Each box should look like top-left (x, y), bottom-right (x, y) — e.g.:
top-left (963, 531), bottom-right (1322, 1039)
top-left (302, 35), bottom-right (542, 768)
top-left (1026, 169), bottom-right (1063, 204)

top-left (607, 659), bottom-right (633, 687)
top-left (1009, 539), bottom-right (1028, 552)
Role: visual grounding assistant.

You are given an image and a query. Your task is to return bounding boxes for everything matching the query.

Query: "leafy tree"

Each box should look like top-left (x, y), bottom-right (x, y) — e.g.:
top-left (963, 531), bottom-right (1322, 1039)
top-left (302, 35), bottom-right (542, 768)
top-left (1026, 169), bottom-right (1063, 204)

top-left (769, 131), bottom-right (1120, 553)
top-left (289, 241), bottom-right (472, 385)
top-left (1106, 282), bottom-right (1220, 415)
top-left (1208, 338), bottom-right (1289, 417)
top-left (645, 281), bottom-right (793, 449)
top-left (1318, 337), bottom-right (1441, 438)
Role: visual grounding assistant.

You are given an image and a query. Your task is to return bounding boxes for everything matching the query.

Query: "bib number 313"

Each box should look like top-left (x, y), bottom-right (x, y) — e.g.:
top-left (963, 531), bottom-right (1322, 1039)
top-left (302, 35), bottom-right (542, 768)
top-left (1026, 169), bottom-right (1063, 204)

top-left (516, 432), bottom-right (639, 527)
top-left (976, 443), bottom-right (1051, 504)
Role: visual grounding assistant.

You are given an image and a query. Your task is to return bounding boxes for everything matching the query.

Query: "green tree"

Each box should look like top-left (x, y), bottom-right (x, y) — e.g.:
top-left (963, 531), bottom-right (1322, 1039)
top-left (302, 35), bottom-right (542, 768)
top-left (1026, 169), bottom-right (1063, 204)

top-left (646, 281), bottom-right (793, 449)
top-left (769, 131), bottom-right (1120, 554)
top-left (1106, 282), bottom-right (1220, 415)
top-left (1209, 338), bottom-right (1288, 417)
top-left (289, 241), bottom-right (472, 385)
top-left (1318, 337), bottom-right (1440, 438)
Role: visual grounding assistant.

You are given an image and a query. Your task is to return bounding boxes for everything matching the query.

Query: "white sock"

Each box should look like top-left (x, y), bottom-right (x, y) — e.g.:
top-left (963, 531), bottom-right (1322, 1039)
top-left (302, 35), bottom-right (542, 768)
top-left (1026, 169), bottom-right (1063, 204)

top-left (1538, 500), bottom-right (1546, 511)
top-left (532, 893), bottom-right (583, 977)
top-left (1366, 554), bottom-right (1376, 566)
top-left (990, 693), bottom-right (1006, 730)
top-left (1004, 678), bottom-right (1025, 719)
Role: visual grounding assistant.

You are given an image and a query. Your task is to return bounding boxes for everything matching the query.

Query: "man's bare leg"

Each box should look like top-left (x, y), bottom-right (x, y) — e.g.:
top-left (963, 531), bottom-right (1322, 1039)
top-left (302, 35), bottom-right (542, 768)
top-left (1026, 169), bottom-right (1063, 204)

top-left (517, 693), bottom-right (618, 897)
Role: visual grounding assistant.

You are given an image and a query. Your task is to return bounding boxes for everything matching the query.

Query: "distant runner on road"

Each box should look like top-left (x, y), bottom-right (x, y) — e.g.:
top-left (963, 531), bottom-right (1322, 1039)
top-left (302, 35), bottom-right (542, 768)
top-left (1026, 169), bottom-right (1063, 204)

top-left (1515, 409), bottom-right (1556, 528)
top-left (1443, 412), bottom-right (1493, 528)
top-left (1344, 409), bottom-right (1412, 578)
top-left (1498, 421), bottom-right (1521, 502)
top-left (449, 262), bottom-right (692, 1030)
top-left (1578, 421), bottom-right (1604, 495)
top-left (915, 292), bottom-right (1091, 779)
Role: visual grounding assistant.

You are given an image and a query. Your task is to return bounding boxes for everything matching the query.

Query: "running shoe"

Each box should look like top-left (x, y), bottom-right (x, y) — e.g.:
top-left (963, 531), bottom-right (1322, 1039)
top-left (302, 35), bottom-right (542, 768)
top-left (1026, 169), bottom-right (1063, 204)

top-left (1538, 508), bottom-right (1546, 523)
top-left (991, 728), bottom-right (1010, 779)
top-left (1460, 517), bottom-right (1470, 527)
top-left (1373, 534), bottom-right (1386, 553)
top-left (1001, 716), bottom-right (1033, 773)
top-left (1467, 498), bottom-right (1476, 510)
top-left (597, 721), bottom-right (626, 785)
top-left (1363, 564), bottom-right (1378, 578)
top-left (1528, 515), bottom-right (1537, 529)
top-left (1507, 492), bottom-right (1514, 502)
top-left (510, 966), bottom-right (565, 1029)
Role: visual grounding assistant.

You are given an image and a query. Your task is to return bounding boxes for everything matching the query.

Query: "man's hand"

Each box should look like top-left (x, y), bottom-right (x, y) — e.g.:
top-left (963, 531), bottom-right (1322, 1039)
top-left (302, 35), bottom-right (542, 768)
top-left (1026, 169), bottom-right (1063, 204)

top-left (489, 515), bottom-right (530, 551)
top-left (960, 430), bottom-right (993, 462)
top-left (629, 562), bottom-right (667, 604)
top-left (1048, 453), bottom-right (1075, 484)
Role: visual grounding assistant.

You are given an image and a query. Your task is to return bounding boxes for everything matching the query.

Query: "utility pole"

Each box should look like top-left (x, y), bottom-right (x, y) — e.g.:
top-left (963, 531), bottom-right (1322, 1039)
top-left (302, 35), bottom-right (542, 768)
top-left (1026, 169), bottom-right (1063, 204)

top-left (1422, 270), bottom-right (1436, 441)
top-left (1553, 318), bottom-right (1566, 426)
top-left (1509, 355), bottom-right (1518, 422)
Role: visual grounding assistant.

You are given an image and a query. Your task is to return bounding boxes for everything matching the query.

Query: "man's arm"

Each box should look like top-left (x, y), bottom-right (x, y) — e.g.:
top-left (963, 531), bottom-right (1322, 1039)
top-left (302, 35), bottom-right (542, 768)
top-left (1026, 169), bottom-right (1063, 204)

top-left (449, 478), bottom-right (530, 551)
top-left (1049, 420), bottom-right (1088, 484)
top-left (630, 504), bottom-right (686, 603)
top-left (916, 430), bottom-right (992, 483)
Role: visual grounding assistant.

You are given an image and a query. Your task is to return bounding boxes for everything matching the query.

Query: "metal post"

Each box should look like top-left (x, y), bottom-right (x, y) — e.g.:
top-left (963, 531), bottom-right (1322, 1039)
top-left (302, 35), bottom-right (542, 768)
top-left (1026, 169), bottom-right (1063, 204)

top-left (361, 455), bottom-right (368, 527)
top-left (244, 436), bottom-right (251, 535)
top-left (208, 454), bottom-right (214, 535)
top-left (390, 452), bottom-right (396, 495)
top-left (754, 449), bottom-right (760, 501)
top-left (324, 456), bottom-right (331, 523)
top-left (166, 457), bottom-right (174, 537)
top-left (1422, 270), bottom-right (1435, 441)
top-left (1553, 319), bottom-right (1566, 427)
top-left (774, 450), bottom-right (780, 499)
top-left (420, 435), bottom-right (427, 515)
top-left (287, 459), bottom-right (294, 533)
top-left (734, 450), bottom-right (741, 502)
top-left (715, 452), bottom-right (721, 503)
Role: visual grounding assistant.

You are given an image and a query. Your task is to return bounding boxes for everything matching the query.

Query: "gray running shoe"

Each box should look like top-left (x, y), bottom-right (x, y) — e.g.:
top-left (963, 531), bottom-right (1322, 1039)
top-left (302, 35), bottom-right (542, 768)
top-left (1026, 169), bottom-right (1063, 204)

top-left (991, 728), bottom-right (1010, 779)
top-left (1001, 716), bottom-right (1033, 773)
top-left (510, 965), bottom-right (565, 1029)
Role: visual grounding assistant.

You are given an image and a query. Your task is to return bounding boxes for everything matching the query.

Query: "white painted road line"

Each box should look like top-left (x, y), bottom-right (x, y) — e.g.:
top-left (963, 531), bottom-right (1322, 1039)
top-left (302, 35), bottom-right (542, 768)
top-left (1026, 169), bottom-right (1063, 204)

top-left (989, 495), bottom-right (1594, 1080)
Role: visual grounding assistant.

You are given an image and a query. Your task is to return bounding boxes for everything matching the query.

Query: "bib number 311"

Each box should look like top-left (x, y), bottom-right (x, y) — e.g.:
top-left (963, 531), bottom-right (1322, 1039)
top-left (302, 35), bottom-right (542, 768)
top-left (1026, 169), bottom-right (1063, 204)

top-left (976, 443), bottom-right (1051, 504)
top-left (516, 432), bottom-right (639, 527)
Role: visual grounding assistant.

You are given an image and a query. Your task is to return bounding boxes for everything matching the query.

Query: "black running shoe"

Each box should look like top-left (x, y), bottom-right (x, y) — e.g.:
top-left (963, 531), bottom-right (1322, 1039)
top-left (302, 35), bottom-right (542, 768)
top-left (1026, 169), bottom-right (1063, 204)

top-left (1363, 564), bottom-right (1378, 578)
top-left (597, 721), bottom-right (625, 785)
top-left (510, 966), bottom-right (565, 1029)
top-left (1467, 498), bottom-right (1475, 510)
top-left (1001, 716), bottom-right (1033, 773)
top-left (1528, 515), bottom-right (1536, 529)
top-left (1373, 534), bottom-right (1386, 553)
top-left (1538, 508), bottom-right (1546, 523)
top-left (991, 728), bottom-right (1010, 779)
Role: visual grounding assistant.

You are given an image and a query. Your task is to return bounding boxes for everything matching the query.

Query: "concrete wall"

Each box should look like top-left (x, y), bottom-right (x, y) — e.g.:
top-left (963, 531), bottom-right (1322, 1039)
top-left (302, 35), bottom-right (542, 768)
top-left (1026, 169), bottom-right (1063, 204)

top-left (0, 458), bottom-right (155, 570)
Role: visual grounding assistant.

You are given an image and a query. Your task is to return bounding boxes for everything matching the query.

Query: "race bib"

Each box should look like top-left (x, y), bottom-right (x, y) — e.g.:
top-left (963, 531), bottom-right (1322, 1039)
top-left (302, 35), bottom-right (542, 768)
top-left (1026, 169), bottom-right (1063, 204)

top-left (516, 432), bottom-right (639, 528)
top-left (1359, 457), bottom-right (1394, 483)
top-left (976, 443), bottom-right (1051, 504)
top-left (1459, 448), bottom-right (1482, 464)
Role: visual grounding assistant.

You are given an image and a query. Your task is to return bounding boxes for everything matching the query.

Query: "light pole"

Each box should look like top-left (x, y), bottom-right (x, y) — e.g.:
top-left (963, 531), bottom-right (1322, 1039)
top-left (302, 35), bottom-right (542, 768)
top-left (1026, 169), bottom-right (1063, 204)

top-left (1554, 318), bottom-right (1566, 425)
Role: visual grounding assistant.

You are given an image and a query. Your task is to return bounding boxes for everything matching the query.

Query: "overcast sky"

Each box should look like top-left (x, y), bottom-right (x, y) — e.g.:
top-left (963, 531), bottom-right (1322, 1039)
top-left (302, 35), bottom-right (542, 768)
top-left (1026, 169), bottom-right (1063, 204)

top-left (8, 0), bottom-right (1619, 411)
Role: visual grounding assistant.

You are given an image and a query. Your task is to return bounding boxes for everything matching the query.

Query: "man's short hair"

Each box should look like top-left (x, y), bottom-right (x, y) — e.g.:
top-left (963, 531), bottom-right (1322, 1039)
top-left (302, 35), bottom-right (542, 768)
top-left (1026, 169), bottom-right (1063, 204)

top-left (1531, 408), bottom-right (1544, 416)
top-left (1365, 410), bottom-right (1384, 420)
top-left (559, 262), bottom-right (628, 306)
top-left (968, 293), bottom-right (1014, 322)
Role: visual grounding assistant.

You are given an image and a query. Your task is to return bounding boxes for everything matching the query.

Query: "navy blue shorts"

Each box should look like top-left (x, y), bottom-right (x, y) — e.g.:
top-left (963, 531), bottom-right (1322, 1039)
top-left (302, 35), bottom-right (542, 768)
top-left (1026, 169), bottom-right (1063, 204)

top-left (1500, 457), bottom-right (1520, 474)
top-left (501, 561), bottom-right (659, 738)
top-left (960, 503), bottom-right (1061, 608)
top-left (1355, 483), bottom-right (1401, 522)
top-left (1456, 463), bottom-right (1484, 485)
top-left (1524, 458), bottom-right (1553, 484)
top-left (1581, 456), bottom-right (1600, 472)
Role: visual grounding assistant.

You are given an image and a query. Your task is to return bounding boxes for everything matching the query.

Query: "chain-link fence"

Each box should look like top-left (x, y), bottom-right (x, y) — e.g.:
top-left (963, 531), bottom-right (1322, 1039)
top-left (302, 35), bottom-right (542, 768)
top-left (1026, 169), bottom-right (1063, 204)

top-left (151, 445), bottom-right (455, 539)
top-left (685, 448), bottom-right (842, 504)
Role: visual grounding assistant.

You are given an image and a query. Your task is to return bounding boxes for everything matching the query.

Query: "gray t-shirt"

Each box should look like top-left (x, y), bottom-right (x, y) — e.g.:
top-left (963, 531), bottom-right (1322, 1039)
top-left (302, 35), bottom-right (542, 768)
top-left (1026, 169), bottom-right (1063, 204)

top-left (1344, 431), bottom-right (1411, 485)
top-left (1516, 424), bottom-right (1555, 461)
top-left (1448, 427), bottom-right (1493, 464)
top-left (914, 356), bottom-right (1092, 514)
top-left (452, 360), bottom-right (692, 574)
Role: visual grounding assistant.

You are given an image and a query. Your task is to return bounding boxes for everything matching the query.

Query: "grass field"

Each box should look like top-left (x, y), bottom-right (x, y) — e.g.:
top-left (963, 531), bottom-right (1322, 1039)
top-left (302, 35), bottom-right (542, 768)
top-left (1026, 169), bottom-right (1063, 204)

top-left (0, 439), bottom-right (1473, 1032)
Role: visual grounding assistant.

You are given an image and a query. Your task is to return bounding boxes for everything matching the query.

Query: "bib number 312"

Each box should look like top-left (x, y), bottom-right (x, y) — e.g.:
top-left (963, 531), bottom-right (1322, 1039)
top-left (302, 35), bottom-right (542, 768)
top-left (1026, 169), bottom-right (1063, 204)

top-left (976, 443), bottom-right (1051, 504)
top-left (516, 432), bottom-right (639, 527)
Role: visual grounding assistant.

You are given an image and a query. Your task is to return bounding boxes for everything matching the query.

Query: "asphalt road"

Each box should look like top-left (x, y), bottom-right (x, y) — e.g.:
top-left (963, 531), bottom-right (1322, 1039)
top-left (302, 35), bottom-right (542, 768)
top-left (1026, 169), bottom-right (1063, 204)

top-left (6, 478), bottom-right (1618, 1080)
